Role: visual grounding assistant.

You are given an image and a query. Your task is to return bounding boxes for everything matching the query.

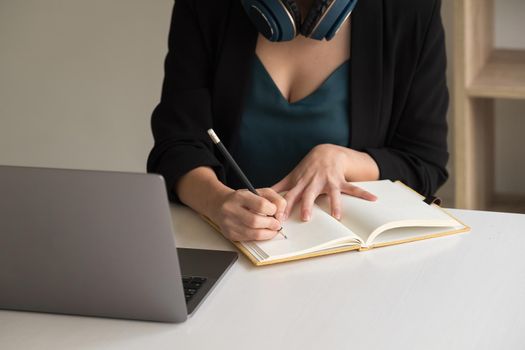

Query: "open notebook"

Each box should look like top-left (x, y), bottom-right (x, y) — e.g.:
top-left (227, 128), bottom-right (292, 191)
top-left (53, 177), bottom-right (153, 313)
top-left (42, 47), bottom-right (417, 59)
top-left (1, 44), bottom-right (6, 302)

top-left (203, 180), bottom-right (470, 266)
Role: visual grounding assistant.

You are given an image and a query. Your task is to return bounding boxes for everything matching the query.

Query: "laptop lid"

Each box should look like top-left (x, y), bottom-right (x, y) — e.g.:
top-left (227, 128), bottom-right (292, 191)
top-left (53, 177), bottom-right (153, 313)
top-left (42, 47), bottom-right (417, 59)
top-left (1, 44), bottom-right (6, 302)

top-left (0, 166), bottom-right (187, 322)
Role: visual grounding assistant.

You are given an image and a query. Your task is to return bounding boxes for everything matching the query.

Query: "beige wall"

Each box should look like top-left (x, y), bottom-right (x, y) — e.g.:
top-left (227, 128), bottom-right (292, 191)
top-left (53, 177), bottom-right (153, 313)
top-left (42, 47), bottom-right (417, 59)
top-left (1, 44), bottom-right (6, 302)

top-left (0, 0), bottom-right (173, 172)
top-left (0, 0), bottom-right (523, 200)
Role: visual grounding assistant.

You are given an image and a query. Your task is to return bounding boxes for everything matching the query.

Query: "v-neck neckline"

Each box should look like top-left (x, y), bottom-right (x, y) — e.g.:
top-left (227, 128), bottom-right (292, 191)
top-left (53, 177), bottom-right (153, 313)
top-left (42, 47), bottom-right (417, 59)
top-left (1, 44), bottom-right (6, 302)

top-left (216, 0), bottom-right (384, 150)
top-left (254, 55), bottom-right (350, 106)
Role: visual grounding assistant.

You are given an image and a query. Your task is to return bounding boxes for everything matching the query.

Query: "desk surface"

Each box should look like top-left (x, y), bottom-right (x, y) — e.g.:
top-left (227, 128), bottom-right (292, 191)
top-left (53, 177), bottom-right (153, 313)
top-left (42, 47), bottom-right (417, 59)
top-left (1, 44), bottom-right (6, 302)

top-left (1, 207), bottom-right (525, 350)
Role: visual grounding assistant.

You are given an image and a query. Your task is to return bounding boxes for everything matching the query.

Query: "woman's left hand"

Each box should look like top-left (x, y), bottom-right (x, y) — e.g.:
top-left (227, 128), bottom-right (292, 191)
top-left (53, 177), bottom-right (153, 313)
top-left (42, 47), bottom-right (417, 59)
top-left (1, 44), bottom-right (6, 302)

top-left (271, 144), bottom-right (380, 222)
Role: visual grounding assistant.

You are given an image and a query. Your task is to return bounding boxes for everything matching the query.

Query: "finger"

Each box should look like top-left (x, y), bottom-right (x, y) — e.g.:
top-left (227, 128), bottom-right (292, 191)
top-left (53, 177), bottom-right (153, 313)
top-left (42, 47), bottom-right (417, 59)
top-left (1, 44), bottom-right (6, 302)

top-left (241, 228), bottom-right (279, 241)
top-left (329, 188), bottom-right (342, 220)
top-left (300, 182), bottom-right (323, 222)
top-left (225, 230), bottom-right (243, 242)
top-left (238, 190), bottom-right (277, 216)
top-left (271, 176), bottom-right (291, 193)
top-left (283, 183), bottom-right (305, 220)
top-left (236, 209), bottom-right (281, 231)
top-left (220, 216), bottom-right (244, 242)
top-left (257, 188), bottom-right (287, 223)
top-left (341, 183), bottom-right (377, 201)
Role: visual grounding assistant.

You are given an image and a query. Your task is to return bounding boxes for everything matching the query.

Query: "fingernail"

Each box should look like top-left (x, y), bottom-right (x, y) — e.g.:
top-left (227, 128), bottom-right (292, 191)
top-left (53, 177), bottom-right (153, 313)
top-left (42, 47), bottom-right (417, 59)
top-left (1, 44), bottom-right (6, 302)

top-left (333, 211), bottom-right (341, 220)
top-left (302, 212), bottom-right (310, 221)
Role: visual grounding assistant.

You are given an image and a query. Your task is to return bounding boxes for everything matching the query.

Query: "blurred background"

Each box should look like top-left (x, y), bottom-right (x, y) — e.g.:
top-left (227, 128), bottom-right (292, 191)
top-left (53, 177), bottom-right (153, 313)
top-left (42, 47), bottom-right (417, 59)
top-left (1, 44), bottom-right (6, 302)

top-left (0, 0), bottom-right (524, 212)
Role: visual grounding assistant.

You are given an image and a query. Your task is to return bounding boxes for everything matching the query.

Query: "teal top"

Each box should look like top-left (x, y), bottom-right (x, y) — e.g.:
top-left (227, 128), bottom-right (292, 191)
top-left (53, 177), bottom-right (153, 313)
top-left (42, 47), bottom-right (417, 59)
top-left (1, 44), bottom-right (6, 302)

top-left (230, 56), bottom-right (350, 189)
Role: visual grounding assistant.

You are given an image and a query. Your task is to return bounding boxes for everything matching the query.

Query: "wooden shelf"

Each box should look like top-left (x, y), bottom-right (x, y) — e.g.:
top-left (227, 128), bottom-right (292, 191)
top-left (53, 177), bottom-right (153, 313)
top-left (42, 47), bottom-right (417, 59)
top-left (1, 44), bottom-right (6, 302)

top-left (489, 194), bottom-right (525, 214)
top-left (468, 49), bottom-right (525, 99)
top-left (453, 0), bottom-right (525, 211)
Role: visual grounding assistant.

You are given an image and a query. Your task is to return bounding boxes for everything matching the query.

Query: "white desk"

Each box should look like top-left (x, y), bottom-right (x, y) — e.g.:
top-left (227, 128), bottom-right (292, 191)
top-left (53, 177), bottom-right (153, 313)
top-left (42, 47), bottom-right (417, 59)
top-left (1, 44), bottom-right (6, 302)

top-left (2, 207), bottom-right (525, 350)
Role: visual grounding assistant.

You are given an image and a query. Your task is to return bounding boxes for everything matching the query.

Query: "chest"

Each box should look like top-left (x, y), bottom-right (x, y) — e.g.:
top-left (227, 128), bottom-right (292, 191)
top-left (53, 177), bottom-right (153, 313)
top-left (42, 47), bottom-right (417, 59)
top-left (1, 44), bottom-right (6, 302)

top-left (254, 20), bottom-right (351, 104)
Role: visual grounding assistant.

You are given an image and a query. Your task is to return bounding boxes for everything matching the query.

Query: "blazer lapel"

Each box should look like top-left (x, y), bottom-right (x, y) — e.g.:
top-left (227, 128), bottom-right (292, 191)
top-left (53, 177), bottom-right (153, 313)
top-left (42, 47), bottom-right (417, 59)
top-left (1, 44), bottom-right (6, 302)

top-left (212, 1), bottom-right (257, 149)
top-left (350, 0), bottom-right (384, 149)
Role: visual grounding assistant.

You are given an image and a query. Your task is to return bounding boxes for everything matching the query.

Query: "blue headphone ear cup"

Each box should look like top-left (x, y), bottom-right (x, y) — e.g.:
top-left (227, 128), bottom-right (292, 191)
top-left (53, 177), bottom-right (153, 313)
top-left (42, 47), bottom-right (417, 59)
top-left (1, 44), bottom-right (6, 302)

top-left (301, 0), bottom-right (358, 41)
top-left (241, 0), bottom-right (300, 42)
top-left (322, 0), bottom-right (358, 40)
top-left (281, 0), bottom-right (302, 28)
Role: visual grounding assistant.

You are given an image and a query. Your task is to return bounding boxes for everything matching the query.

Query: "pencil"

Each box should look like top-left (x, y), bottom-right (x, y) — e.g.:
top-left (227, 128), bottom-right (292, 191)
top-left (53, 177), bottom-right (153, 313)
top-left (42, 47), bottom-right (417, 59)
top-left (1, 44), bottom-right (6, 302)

top-left (207, 129), bottom-right (287, 239)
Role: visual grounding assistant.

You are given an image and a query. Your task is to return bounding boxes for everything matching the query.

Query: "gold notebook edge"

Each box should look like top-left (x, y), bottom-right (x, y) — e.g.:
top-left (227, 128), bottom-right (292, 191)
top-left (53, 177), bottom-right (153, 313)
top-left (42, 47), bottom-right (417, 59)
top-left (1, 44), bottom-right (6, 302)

top-left (249, 245), bottom-right (362, 266)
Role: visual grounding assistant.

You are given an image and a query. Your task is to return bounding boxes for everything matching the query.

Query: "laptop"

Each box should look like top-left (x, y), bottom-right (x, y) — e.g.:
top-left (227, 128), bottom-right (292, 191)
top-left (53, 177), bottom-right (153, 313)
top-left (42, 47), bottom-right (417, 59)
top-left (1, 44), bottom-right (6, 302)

top-left (0, 165), bottom-right (237, 323)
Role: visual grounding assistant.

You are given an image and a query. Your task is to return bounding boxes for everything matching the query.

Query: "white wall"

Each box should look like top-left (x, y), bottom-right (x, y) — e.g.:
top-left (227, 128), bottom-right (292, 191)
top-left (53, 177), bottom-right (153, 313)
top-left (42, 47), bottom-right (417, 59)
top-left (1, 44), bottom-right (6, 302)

top-left (495, 0), bottom-right (525, 49)
top-left (0, 0), bottom-right (173, 172)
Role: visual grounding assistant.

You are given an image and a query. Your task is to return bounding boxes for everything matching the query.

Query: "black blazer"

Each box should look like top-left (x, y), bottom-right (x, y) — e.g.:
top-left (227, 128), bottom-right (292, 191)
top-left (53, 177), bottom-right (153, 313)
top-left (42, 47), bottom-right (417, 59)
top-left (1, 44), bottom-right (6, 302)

top-left (147, 0), bottom-right (449, 202)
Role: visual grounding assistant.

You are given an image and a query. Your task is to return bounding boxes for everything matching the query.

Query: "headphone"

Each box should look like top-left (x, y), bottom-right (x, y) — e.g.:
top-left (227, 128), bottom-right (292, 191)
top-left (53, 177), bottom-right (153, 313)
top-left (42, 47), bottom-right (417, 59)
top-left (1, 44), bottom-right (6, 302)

top-left (241, 0), bottom-right (358, 42)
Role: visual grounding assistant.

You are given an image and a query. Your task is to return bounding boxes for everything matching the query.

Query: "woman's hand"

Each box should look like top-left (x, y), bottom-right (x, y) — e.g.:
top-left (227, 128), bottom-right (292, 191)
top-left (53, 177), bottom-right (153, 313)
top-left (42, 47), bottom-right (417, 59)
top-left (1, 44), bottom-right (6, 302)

top-left (208, 188), bottom-right (287, 242)
top-left (272, 144), bottom-right (379, 222)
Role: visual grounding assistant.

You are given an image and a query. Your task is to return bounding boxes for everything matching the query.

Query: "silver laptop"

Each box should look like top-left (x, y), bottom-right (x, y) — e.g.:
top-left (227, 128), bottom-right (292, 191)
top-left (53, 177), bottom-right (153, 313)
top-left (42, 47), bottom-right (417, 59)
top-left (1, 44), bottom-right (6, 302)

top-left (0, 165), bottom-right (237, 323)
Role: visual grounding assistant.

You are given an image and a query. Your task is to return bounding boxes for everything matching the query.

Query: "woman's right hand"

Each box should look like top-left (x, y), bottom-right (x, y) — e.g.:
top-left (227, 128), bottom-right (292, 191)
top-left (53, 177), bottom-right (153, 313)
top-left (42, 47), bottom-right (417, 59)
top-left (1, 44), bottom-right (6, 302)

top-left (209, 188), bottom-right (287, 242)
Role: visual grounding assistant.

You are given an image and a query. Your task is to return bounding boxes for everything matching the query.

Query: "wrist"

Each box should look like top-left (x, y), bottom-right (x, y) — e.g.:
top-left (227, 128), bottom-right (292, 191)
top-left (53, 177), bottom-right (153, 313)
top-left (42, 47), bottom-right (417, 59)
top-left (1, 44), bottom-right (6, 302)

top-left (176, 166), bottom-right (234, 220)
top-left (343, 148), bottom-right (380, 182)
top-left (205, 182), bottom-right (234, 220)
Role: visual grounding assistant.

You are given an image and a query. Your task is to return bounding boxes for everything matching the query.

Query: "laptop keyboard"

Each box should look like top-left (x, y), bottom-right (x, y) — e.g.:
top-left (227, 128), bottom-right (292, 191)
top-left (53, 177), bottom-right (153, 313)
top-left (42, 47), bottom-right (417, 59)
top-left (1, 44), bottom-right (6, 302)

top-left (182, 276), bottom-right (207, 303)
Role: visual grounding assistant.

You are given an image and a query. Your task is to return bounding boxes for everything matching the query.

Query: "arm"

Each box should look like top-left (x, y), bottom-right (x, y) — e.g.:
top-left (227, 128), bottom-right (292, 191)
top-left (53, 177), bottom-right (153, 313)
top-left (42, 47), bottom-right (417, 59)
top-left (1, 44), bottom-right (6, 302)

top-left (147, 1), bottom-right (285, 241)
top-left (364, 0), bottom-right (449, 198)
top-left (146, 0), bottom-right (224, 203)
top-left (176, 167), bottom-right (232, 221)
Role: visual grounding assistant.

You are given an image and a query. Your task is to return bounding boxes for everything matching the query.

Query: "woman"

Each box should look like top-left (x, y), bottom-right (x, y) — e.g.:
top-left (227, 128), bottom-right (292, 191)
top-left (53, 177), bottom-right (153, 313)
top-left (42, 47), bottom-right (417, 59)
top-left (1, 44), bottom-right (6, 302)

top-left (147, 0), bottom-right (449, 242)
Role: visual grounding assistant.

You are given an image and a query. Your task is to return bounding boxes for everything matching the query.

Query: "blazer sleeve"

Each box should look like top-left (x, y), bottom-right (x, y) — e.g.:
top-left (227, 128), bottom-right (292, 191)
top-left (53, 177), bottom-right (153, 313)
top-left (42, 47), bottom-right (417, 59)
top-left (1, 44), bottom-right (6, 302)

top-left (147, 0), bottom-right (225, 203)
top-left (364, 0), bottom-right (449, 198)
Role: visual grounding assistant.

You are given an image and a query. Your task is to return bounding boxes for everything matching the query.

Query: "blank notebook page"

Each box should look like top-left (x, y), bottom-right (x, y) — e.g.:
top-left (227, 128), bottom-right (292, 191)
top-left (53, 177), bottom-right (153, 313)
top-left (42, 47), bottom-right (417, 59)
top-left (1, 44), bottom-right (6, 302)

top-left (316, 180), bottom-right (457, 244)
top-left (244, 203), bottom-right (359, 260)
